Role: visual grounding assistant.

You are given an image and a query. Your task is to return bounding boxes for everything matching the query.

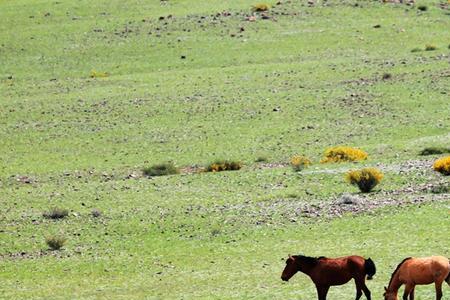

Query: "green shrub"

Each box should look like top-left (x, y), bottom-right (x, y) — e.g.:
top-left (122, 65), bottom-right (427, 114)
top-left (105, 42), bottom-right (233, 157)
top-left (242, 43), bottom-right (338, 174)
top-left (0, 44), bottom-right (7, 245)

top-left (411, 48), bottom-right (422, 53)
top-left (252, 3), bottom-right (270, 11)
top-left (346, 168), bottom-right (383, 193)
top-left (290, 155), bottom-right (311, 172)
top-left (206, 160), bottom-right (242, 172)
top-left (419, 147), bottom-right (450, 156)
top-left (43, 207), bottom-right (69, 219)
top-left (321, 146), bottom-right (368, 163)
top-left (255, 156), bottom-right (268, 163)
top-left (46, 235), bottom-right (66, 250)
top-left (425, 44), bottom-right (437, 51)
top-left (143, 162), bottom-right (179, 176)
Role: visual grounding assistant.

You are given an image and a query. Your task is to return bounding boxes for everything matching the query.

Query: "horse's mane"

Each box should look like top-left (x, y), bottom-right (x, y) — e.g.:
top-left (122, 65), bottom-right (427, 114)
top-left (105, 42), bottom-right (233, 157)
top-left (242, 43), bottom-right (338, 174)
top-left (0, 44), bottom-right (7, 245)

top-left (388, 257), bottom-right (412, 287)
top-left (294, 255), bottom-right (326, 266)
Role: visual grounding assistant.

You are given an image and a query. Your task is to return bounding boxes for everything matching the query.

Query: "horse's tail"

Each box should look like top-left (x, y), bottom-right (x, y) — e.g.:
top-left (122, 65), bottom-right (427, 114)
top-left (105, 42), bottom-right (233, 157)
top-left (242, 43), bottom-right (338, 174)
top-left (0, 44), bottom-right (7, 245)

top-left (364, 258), bottom-right (376, 280)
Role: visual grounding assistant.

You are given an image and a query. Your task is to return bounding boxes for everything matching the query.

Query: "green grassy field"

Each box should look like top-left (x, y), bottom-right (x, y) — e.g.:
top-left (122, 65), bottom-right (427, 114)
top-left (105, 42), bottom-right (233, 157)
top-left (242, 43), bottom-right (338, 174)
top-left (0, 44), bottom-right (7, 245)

top-left (1, 0), bottom-right (449, 299)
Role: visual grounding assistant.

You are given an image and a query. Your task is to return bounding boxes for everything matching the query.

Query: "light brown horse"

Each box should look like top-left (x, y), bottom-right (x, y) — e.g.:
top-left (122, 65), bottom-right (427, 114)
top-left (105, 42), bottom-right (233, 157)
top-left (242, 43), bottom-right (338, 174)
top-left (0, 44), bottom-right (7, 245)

top-left (281, 254), bottom-right (376, 300)
top-left (384, 256), bottom-right (450, 300)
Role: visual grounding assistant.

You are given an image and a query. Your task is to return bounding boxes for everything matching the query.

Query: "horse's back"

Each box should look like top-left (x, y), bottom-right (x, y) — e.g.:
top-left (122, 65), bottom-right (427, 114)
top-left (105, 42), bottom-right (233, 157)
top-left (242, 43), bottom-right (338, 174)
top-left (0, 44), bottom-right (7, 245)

top-left (400, 256), bottom-right (449, 284)
top-left (313, 256), bottom-right (365, 285)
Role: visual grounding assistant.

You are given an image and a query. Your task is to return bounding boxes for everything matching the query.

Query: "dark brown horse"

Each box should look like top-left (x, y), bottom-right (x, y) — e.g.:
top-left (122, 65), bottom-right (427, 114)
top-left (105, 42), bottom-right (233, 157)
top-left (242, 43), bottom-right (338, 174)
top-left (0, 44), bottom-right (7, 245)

top-left (383, 256), bottom-right (450, 300)
top-left (281, 254), bottom-right (376, 300)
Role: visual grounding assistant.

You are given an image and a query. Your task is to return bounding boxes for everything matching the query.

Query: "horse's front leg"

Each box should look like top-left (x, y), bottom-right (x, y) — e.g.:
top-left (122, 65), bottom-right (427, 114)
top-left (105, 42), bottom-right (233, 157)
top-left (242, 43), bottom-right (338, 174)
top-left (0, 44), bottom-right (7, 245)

top-left (403, 283), bottom-right (414, 300)
top-left (435, 281), bottom-right (443, 300)
top-left (409, 286), bottom-right (415, 300)
top-left (354, 277), bottom-right (371, 300)
top-left (315, 285), bottom-right (330, 300)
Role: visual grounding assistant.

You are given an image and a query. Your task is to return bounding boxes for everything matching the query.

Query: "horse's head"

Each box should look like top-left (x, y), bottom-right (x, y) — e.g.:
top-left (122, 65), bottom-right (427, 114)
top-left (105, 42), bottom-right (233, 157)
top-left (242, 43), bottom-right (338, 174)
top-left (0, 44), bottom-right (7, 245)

top-left (383, 286), bottom-right (398, 300)
top-left (281, 255), bottom-right (299, 282)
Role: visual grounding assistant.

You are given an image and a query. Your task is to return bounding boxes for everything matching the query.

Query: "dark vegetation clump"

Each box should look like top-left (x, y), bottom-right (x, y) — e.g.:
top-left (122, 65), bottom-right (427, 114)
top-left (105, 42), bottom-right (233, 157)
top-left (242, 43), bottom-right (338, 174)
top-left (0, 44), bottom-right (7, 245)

top-left (206, 160), bottom-right (242, 172)
top-left (46, 235), bottom-right (66, 250)
top-left (43, 207), bottom-right (69, 219)
top-left (417, 5), bottom-right (428, 11)
top-left (411, 47), bottom-right (422, 53)
top-left (143, 162), bottom-right (179, 176)
top-left (419, 147), bottom-right (450, 156)
top-left (382, 73), bottom-right (392, 80)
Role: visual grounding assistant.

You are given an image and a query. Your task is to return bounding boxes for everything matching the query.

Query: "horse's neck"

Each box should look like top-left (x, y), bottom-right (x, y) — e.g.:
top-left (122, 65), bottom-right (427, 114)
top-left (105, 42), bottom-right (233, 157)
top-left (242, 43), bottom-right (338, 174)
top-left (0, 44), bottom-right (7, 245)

top-left (298, 261), bottom-right (316, 276)
top-left (388, 271), bottom-right (402, 294)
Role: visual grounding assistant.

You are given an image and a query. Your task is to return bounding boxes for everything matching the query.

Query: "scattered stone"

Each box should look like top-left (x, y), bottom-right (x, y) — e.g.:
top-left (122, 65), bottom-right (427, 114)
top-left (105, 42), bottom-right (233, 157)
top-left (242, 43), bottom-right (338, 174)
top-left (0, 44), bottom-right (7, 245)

top-left (337, 193), bottom-right (359, 205)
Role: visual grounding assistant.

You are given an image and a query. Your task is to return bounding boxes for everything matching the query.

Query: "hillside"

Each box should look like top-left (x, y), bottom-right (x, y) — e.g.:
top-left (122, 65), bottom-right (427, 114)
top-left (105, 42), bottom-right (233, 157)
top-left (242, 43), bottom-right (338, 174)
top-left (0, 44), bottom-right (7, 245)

top-left (1, 0), bottom-right (449, 299)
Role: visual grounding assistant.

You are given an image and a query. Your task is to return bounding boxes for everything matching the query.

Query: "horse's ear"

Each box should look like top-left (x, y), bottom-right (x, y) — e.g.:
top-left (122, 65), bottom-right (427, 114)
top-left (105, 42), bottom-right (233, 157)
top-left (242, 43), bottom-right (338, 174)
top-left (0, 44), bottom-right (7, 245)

top-left (288, 254), bottom-right (293, 260)
top-left (384, 286), bottom-right (387, 291)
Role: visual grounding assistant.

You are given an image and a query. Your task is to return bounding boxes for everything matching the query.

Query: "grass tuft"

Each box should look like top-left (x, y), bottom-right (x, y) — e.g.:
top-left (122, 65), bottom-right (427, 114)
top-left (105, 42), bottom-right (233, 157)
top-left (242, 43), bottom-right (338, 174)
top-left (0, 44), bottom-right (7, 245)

top-left (90, 70), bottom-right (109, 78)
top-left (45, 235), bottom-right (66, 250)
top-left (143, 162), bottom-right (179, 177)
top-left (346, 168), bottom-right (383, 193)
top-left (43, 208), bottom-right (69, 219)
top-left (411, 47), bottom-right (422, 53)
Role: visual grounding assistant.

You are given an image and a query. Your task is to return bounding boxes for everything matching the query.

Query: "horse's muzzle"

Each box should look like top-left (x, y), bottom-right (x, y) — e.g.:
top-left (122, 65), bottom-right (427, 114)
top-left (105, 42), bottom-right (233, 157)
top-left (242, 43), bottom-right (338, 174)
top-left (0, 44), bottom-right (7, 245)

top-left (281, 277), bottom-right (288, 282)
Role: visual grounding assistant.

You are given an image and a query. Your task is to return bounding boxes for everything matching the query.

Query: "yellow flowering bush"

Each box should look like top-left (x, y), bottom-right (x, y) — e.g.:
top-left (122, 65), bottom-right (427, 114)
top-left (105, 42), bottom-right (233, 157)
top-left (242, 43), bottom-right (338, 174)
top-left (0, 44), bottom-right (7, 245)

top-left (290, 155), bottom-right (311, 172)
top-left (346, 168), bottom-right (383, 193)
top-left (206, 160), bottom-right (242, 172)
top-left (321, 146), bottom-right (368, 163)
top-left (433, 156), bottom-right (450, 176)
